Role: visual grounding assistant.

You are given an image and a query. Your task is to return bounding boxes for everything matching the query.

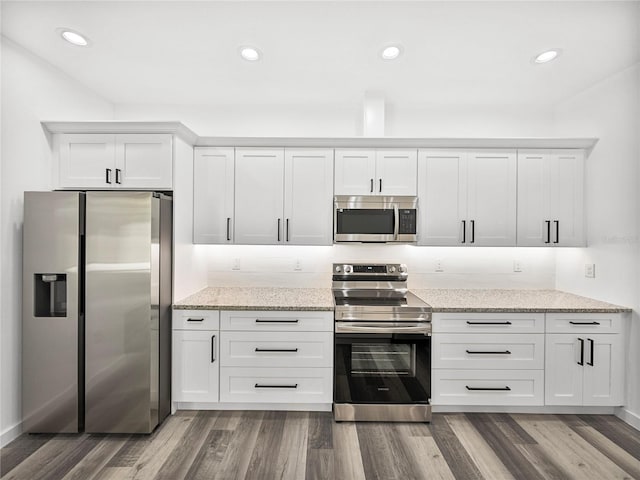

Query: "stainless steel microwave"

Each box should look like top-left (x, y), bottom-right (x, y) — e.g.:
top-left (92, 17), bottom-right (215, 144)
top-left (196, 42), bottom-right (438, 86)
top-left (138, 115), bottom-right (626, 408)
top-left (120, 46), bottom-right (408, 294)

top-left (334, 196), bottom-right (418, 243)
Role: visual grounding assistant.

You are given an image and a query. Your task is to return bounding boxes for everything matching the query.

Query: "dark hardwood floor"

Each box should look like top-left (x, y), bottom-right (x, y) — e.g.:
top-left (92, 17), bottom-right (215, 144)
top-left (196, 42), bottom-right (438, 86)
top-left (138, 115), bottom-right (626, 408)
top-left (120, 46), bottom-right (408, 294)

top-left (2, 411), bottom-right (640, 480)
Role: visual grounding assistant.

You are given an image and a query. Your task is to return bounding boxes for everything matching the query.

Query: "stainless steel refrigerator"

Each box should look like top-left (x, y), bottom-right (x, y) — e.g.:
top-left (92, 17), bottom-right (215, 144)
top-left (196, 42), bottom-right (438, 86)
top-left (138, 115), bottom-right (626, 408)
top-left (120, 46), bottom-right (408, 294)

top-left (22, 191), bottom-right (172, 434)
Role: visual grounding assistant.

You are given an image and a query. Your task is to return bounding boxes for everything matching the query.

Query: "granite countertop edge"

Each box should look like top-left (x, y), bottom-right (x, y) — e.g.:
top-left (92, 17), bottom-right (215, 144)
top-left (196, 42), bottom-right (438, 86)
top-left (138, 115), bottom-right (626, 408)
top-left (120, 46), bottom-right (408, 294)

top-left (173, 304), bottom-right (334, 311)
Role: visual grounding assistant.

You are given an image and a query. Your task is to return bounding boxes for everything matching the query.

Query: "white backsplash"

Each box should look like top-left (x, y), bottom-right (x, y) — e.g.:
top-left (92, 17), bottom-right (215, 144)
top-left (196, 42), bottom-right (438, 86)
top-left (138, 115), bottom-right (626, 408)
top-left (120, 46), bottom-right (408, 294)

top-left (204, 244), bottom-right (556, 290)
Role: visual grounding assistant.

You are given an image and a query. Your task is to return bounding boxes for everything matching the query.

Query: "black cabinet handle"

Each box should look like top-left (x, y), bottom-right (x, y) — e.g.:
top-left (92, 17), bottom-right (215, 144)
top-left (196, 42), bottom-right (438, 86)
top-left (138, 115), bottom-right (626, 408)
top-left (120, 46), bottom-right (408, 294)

top-left (370, 178), bottom-right (374, 193)
top-left (470, 220), bottom-right (475, 243)
top-left (286, 219), bottom-right (290, 242)
top-left (587, 338), bottom-right (594, 366)
top-left (465, 386), bottom-right (511, 391)
top-left (255, 384), bottom-right (298, 389)
top-left (255, 348), bottom-right (299, 353)
top-left (554, 220), bottom-right (559, 244)
top-left (545, 220), bottom-right (551, 244)
top-left (466, 350), bottom-right (511, 355)
top-left (105, 168), bottom-right (112, 184)
top-left (115, 168), bottom-right (122, 184)
top-left (255, 319), bottom-right (299, 323)
top-left (211, 335), bottom-right (216, 363)
top-left (569, 321), bottom-right (600, 325)
top-left (578, 338), bottom-right (584, 365)
top-left (466, 321), bottom-right (512, 325)
top-left (379, 178), bottom-right (382, 193)
top-left (187, 318), bottom-right (204, 322)
top-left (462, 220), bottom-right (466, 243)
top-left (226, 218), bottom-right (231, 241)
top-left (277, 218), bottom-right (281, 242)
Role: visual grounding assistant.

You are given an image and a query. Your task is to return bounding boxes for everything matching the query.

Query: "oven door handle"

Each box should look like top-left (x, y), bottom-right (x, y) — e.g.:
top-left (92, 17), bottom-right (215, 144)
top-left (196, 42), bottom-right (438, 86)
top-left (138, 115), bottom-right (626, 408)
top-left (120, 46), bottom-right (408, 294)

top-left (335, 322), bottom-right (431, 335)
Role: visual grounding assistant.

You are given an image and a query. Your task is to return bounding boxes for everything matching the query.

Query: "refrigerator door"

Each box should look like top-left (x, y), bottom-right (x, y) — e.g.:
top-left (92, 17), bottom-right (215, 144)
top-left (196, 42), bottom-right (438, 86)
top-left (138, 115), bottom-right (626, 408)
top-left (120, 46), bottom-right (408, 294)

top-left (23, 191), bottom-right (82, 433)
top-left (84, 191), bottom-right (160, 433)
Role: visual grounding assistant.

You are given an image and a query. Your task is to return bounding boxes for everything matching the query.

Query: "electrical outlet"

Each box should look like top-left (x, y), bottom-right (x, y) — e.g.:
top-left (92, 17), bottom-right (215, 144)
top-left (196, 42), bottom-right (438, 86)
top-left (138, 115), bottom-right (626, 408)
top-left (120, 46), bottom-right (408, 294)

top-left (232, 258), bottom-right (241, 271)
top-left (294, 259), bottom-right (302, 271)
top-left (513, 260), bottom-right (523, 272)
top-left (585, 263), bottom-right (595, 278)
top-left (435, 260), bottom-right (444, 272)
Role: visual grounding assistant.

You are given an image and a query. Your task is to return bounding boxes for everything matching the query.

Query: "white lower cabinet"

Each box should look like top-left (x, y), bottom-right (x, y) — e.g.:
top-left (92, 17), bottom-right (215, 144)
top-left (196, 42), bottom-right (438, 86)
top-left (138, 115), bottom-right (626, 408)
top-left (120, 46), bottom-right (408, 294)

top-left (172, 310), bottom-right (220, 403)
top-left (545, 313), bottom-right (624, 406)
top-left (219, 310), bottom-right (333, 406)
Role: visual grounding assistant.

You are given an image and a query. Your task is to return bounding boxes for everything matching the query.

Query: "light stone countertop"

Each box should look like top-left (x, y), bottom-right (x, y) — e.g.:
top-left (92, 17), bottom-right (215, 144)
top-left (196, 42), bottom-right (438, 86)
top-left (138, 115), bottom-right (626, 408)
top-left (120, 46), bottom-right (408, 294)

top-left (411, 289), bottom-right (631, 313)
top-left (173, 287), bottom-right (335, 311)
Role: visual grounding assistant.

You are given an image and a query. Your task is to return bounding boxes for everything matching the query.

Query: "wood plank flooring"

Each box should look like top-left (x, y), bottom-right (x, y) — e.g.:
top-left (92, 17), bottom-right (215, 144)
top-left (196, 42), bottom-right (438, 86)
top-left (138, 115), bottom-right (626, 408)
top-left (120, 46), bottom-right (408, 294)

top-left (2, 412), bottom-right (640, 480)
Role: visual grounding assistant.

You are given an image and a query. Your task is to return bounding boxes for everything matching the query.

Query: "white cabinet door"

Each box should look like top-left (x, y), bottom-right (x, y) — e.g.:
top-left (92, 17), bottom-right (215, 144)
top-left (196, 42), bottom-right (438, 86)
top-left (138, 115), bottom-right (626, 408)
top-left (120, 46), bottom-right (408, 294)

top-left (284, 149), bottom-right (334, 245)
top-left (172, 330), bottom-right (219, 403)
top-left (234, 148), bottom-right (285, 245)
top-left (583, 334), bottom-right (623, 406)
top-left (115, 134), bottom-right (173, 189)
top-left (466, 150), bottom-right (517, 246)
top-left (517, 150), bottom-right (552, 246)
top-left (58, 133), bottom-right (116, 188)
top-left (551, 149), bottom-right (585, 246)
top-left (193, 147), bottom-right (235, 244)
top-left (334, 149), bottom-right (376, 195)
top-left (417, 150), bottom-right (467, 245)
top-left (545, 334), bottom-right (583, 405)
top-left (375, 149), bottom-right (417, 195)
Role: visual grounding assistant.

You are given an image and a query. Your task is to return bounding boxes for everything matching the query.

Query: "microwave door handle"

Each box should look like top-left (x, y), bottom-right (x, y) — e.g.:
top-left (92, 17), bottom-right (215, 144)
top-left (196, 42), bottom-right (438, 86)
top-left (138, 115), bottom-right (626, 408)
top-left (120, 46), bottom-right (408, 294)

top-left (394, 204), bottom-right (399, 240)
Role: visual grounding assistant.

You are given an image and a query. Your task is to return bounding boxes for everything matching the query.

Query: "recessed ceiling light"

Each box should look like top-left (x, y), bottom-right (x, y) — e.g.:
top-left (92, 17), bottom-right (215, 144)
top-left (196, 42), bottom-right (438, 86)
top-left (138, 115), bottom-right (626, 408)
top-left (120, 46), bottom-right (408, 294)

top-left (59, 29), bottom-right (89, 47)
top-left (240, 46), bottom-right (261, 62)
top-left (381, 45), bottom-right (402, 61)
top-left (534, 49), bottom-right (561, 64)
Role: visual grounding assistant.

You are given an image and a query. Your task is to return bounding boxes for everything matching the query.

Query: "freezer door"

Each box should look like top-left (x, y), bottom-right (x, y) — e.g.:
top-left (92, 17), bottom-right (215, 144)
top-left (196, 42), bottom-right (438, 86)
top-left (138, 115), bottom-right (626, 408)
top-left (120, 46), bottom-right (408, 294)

top-left (85, 192), bottom-right (160, 433)
top-left (23, 191), bottom-right (82, 433)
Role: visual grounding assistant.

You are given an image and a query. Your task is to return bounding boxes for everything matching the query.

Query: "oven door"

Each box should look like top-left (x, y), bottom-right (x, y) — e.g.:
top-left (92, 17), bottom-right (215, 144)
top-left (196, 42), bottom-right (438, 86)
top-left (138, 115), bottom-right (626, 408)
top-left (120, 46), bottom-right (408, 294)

top-left (334, 324), bottom-right (431, 405)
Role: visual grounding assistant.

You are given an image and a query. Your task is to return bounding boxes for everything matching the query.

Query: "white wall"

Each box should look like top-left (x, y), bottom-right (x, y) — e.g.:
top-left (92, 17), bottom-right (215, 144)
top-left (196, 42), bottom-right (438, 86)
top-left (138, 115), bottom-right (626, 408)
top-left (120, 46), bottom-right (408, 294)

top-left (0, 38), bottom-right (114, 446)
top-left (553, 64), bottom-right (640, 424)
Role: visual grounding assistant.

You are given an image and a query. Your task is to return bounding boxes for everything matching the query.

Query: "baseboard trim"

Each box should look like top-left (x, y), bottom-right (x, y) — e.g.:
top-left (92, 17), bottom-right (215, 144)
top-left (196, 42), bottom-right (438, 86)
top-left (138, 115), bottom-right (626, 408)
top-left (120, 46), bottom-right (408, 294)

top-left (432, 405), bottom-right (616, 415)
top-left (174, 402), bottom-right (332, 412)
top-left (1, 421), bottom-right (23, 448)
top-left (615, 407), bottom-right (640, 431)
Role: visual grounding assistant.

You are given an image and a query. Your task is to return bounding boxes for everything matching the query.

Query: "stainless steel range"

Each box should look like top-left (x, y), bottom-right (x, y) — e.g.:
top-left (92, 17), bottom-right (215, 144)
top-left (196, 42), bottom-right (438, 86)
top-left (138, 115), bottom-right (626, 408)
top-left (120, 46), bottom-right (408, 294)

top-left (333, 263), bottom-right (432, 422)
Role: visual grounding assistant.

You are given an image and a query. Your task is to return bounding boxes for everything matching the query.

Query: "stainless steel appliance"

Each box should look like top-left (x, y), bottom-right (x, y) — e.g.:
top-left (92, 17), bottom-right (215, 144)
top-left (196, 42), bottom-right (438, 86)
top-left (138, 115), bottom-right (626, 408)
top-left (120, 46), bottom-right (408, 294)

top-left (333, 263), bottom-right (432, 422)
top-left (334, 196), bottom-right (417, 243)
top-left (23, 191), bottom-right (172, 434)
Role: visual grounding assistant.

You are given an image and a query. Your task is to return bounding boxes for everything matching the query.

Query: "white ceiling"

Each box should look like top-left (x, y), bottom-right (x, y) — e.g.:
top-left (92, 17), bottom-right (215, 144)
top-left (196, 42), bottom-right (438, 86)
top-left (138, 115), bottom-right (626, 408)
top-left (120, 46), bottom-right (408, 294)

top-left (2, 1), bottom-right (639, 108)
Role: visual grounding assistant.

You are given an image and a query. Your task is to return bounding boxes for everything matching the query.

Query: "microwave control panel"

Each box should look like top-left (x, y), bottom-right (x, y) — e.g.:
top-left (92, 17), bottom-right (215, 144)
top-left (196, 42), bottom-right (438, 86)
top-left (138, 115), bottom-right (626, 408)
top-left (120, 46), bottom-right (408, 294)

top-left (398, 209), bottom-right (417, 234)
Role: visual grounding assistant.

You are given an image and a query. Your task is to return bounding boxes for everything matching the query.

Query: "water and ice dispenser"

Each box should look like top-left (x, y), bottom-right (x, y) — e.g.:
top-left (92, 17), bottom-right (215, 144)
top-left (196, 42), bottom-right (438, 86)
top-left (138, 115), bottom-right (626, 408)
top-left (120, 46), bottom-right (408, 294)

top-left (34, 273), bottom-right (67, 317)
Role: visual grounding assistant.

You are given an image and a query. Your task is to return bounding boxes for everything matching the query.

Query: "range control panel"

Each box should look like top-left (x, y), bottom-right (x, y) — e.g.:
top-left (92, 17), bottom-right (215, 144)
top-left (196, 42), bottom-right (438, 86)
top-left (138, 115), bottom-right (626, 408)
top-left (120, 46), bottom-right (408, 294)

top-left (333, 263), bottom-right (407, 275)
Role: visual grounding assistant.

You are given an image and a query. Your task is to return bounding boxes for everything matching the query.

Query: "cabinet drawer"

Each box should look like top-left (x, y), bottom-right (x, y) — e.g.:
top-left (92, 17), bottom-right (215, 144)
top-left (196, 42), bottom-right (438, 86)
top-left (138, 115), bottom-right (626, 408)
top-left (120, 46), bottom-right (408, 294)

top-left (220, 331), bottom-right (333, 368)
top-left (433, 312), bottom-right (544, 334)
top-left (432, 333), bottom-right (544, 370)
top-left (220, 367), bottom-right (332, 403)
top-left (432, 369), bottom-right (544, 406)
top-left (545, 313), bottom-right (622, 334)
top-left (173, 309), bottom-right (220, 330)
top-left (221, 310), bottom-right (333, 332)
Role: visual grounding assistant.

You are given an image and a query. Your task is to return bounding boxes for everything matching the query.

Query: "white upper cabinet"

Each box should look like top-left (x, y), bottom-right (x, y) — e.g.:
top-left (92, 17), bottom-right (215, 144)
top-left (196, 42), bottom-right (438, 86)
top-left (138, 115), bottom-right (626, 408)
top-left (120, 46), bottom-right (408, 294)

top-left (234, 148), bottom-right (285, 245)
top-left (418, 149), bottom-right (517, 246)
top-left (57, 133), bottom-right (172, 189)
top-left (334, 148), bottom-right (417, 196)
top-left (284, 149), bottom-right (334, 245)
top-left (517, 149), bottom-right (585, 246)
top-left (233, 148), bottom-right (334, 245)
top-left (193, 147), bottom-right (235, 244)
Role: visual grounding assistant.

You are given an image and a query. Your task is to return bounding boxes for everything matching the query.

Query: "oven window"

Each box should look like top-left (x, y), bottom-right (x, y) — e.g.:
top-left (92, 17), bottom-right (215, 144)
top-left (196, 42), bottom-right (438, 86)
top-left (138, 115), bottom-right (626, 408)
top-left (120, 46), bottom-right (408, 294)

top-left (336, 209), bottom-right (394, 234)
top-left (351, 344), bottom-right (414, 376)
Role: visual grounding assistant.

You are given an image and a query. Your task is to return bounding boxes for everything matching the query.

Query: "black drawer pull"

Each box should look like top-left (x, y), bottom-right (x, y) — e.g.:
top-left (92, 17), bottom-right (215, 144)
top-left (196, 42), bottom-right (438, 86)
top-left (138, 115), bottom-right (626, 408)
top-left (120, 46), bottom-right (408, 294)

top-left (187, 318), bottom-right (204, 322)
top-left (465, 386), bottom-right (511, 391)
top-left (255, 348), bottom-right (299, 353)
top-left (569, 321), bottom-right (600, 325)
top-left (255, 319), bottom-right (299, 323)
top-left (255, 384), bottom-right (298, 389)
top-left (466, 350), bottom-right (511, 355)
top-left (466, 321), bottom-right (512, 325)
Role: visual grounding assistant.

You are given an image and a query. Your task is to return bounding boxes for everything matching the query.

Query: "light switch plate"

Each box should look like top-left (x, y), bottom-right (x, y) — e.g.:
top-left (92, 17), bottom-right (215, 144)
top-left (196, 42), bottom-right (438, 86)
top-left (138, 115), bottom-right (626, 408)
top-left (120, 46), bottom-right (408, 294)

top-left (585, 263), bottom-right (595, 278)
